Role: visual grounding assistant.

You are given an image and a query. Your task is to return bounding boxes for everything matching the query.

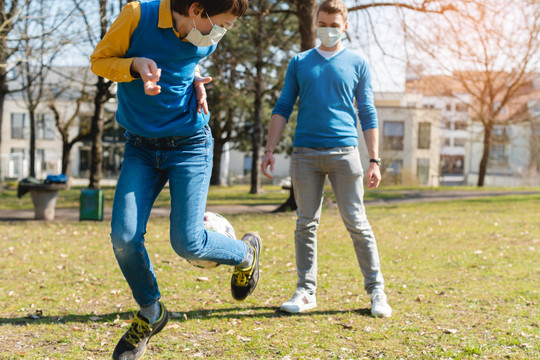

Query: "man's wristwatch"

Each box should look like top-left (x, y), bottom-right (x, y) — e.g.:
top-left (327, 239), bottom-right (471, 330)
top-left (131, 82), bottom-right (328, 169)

top-left (369, 158), bottom-right (381, 166)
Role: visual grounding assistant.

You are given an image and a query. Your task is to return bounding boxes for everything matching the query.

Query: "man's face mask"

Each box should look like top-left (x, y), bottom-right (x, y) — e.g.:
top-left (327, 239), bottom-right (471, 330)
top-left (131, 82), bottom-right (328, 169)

top-left (316, 27), bottom-right (342, 48)
top-left (185, 13), bottom-right (227, 47)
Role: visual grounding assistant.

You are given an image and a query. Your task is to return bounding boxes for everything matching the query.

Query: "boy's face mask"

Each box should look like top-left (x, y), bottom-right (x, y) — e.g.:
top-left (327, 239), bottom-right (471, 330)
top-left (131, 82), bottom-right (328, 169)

top-left (316, 27), bottom-right (342, 48)
top-left (185, 14), bottom-right (227, 47)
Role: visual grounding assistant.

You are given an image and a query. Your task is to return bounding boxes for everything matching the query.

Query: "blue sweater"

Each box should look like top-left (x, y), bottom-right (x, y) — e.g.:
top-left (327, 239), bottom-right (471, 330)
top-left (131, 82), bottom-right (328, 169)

top-left (272, 48), bottom-right (378, 148)
top-left (117, 0), bottom-right (216, 138)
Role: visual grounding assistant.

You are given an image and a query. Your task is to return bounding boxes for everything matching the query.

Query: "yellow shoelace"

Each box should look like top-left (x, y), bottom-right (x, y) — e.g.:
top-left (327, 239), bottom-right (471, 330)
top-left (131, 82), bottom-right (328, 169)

top-left (233, 244), bottom-right (258, 287)
top-left (125, 316), bottom-right (150, 346)
top-left (233, 267), bottom-right (252, 286)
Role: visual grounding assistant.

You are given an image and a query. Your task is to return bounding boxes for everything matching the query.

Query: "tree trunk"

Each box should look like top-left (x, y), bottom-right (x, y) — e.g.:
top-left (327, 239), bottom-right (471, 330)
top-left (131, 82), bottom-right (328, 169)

top-left (0, 84), bottom-right (5, 187)
top-left (272, 185), bottom-right (297, 213)
top-left (61, 141), bottom-right (72, 176)
top-left (88, 77), bottom-right (106, 189)
top-left (250, 12), bottom-right (265, 195)
top-left (211, 131), bottom-right (225, 185)
top-left (29, 111), bottom-right (36, 177)
top-left (477, 124), bottom-right (491, 187)
top-left (297, 0), bottom-right (318, 51)
top-left (250, 78), bottom-right (263, 194)
top-left (88, 0), bottom-right (110, 190)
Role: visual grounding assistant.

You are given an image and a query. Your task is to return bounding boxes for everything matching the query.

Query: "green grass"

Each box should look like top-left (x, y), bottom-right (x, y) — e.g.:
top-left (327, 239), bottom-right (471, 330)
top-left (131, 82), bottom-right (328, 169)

top-left (3, 183), bottom-right (538, 211)
top-left (0, 194), bottom-right (539, 359)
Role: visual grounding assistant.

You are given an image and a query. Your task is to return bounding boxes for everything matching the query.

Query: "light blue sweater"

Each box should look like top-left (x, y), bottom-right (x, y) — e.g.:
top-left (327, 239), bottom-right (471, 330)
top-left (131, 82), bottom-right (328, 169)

top-left (272, 48), bottom-right (378, 148)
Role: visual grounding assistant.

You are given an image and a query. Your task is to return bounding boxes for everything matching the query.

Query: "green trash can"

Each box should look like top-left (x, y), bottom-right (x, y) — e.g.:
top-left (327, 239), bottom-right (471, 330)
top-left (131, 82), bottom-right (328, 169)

top-left (80, 188), bottom-right (104, 221)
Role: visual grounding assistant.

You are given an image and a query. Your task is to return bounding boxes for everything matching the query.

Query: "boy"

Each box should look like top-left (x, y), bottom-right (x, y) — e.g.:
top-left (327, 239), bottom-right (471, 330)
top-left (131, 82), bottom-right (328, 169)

top-left (90, 1), bottom-right (261, 359)
top-left (261, 0), bottom-right (391, 318)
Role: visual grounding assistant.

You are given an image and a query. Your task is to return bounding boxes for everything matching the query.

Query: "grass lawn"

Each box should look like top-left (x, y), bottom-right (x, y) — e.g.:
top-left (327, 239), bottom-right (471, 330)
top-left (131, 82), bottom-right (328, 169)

top-left (0, 194), bottom-right (539, 359)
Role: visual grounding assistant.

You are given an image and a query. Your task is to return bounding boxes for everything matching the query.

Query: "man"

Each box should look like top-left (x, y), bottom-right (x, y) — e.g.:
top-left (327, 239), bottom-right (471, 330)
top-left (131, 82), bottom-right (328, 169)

top-left (261, 0), bottom-right (391, 318)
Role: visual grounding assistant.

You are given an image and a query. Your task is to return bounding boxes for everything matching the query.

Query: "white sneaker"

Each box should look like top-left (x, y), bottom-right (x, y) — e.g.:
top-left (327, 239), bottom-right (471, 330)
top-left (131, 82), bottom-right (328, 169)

top-left (280, 288), bottom-right (317, 313)
top-left (370, 289), bottom-right (392, 318)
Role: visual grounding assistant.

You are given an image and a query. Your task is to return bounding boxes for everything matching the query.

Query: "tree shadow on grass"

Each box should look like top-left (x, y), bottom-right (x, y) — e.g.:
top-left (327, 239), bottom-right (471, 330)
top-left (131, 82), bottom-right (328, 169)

top-left (0, 306), bottom-right (373, 326)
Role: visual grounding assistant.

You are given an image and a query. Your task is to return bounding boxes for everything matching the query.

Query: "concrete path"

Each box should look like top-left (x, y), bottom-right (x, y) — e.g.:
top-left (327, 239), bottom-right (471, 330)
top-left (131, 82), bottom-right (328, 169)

top-left (0, 189), bottom-right (538, 222)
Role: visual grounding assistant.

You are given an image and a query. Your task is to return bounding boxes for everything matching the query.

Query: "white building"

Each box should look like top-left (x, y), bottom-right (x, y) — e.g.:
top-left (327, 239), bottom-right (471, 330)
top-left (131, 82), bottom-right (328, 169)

top-left (0, 67), bottom-right (122, 183)
top-left (1, 96), bottom-right (68, 180)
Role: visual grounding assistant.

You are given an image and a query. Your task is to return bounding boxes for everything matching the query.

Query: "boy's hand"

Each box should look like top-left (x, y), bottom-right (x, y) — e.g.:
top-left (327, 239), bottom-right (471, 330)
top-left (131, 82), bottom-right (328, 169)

top-left (194, 74), bottom-right (212, 114)
top-left (131, 57), bottom-right (161, 96)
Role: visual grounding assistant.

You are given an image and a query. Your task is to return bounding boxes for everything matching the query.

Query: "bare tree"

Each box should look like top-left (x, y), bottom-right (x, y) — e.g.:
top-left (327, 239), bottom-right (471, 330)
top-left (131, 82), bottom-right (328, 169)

top-left (405, 0), bottom-right (540, 186)
top-left (72, 0), bottom-right (127, 189)
top-left (47, 68), bottom-right (94, 176)
top-left (294, 0), bottom-right (458, 53)
top-left (16, 0), bottom-right (72, 177)
top-left (0, 0), bottom-right (28, 185)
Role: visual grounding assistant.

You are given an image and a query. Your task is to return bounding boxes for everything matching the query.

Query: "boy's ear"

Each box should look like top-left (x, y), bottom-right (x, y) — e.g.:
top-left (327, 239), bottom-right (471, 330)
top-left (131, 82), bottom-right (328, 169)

top-left (188, 2), bottom-right (205, 17)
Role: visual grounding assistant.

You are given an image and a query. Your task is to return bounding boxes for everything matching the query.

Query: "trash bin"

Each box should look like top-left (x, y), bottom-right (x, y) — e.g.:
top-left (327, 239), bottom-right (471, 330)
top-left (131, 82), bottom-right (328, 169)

top-left (18, 177), bottom-right (67, 221)
top-left (80, 188), bottom-right (104, 221)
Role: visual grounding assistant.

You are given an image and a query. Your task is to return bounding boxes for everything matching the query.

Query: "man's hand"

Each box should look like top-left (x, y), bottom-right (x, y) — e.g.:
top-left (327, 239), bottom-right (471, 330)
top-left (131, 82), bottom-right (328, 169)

top-left (366, 163), bottom-right (381, 188)
top-left (194, 74), bottom-right (212, 114)
top-left (131, 57), bottom-right (161, 96)
top-left (261, 151), bottom-right (275, 179)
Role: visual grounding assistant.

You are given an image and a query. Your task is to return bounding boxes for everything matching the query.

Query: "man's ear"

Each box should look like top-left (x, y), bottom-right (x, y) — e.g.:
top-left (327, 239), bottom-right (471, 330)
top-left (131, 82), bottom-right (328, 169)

top-left (343, 21), bottom-right (349, 32)
top-left (188, 2), bottom-right (205, 17)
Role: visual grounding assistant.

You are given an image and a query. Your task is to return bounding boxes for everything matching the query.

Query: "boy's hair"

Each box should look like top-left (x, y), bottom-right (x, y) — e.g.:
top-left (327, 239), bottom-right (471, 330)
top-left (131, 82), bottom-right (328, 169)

top-left (172, 0), bottom-right (248, 17)
top-left (318, 0), bottom-right (348, 21)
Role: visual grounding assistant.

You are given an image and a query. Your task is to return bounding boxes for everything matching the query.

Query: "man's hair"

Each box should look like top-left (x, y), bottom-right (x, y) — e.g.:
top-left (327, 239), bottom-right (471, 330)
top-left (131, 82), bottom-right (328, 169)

top-left (318, 0), bottom-right (348, 21)
top-left (172, 0), bottom-right (248, 17)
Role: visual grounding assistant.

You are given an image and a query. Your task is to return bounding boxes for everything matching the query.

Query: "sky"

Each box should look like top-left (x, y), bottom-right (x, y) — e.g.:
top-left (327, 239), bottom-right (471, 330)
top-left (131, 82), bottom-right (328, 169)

top-left (345, 4), bottom-right (407, 92)
top-left (53, 0), bottom-right (409, 93)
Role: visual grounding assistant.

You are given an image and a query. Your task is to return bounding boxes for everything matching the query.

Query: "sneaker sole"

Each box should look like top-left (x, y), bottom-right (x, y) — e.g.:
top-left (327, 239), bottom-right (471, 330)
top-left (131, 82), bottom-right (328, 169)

top-left (280, 302), bottom-right (317, 314)
top-left (371, 310), bottom-right (392, 318)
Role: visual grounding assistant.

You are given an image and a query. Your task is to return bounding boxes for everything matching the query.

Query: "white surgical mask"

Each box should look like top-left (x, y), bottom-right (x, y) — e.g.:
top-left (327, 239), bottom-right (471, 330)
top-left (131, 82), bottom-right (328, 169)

top-left (316, 27), bottom-right (342, 48)
top-left (185, 14), bottom-right (227, 47)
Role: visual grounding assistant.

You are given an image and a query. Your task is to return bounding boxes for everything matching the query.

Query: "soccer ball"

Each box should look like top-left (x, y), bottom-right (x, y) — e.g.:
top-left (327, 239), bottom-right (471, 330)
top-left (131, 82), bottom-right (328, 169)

top-left (187, 212), bottom-right (237, 269)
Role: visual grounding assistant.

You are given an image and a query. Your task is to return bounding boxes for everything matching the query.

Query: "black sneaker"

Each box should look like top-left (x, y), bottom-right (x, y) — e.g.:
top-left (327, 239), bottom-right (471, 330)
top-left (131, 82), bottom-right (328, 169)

top-left (112, 302), bottom-right (169, 360)
top-left (231, 232), bottom-right (262, 301)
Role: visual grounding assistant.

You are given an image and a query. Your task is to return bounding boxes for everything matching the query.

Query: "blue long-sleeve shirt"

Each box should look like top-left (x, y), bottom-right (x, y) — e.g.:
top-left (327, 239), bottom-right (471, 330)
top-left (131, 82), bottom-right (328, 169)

top-left (272, 48), bottom-right (378, 148)
top-left (91, 0), bottom-right (216, 138)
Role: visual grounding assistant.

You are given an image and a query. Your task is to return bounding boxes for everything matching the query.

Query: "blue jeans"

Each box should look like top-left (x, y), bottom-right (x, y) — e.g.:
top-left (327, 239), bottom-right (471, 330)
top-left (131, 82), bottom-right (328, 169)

top-left (110, 126), bottom-right (247, 307)
top-left (291, 146), bottom-right (385, 295)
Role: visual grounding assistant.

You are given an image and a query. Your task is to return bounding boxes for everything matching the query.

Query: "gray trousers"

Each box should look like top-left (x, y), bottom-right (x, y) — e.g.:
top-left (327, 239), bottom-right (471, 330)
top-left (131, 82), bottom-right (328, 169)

top-left (290, 146), bottom-right (385, 295)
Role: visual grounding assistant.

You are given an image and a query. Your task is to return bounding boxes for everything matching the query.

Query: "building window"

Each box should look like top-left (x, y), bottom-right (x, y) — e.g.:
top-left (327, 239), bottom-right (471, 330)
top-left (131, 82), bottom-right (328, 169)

top-left (490, 144), bottom-right (507, 164)
top-left (386, 159), bottom-right (402, 174)
top-left (37, 113), bottom-right (56, 140)
top-left (456, 103), bottom-right (469, 112)
top-left (417, 158), bottom-right (430, 185)
top-left (383, 121), bottom-right (404, 150)
top-left (443, 138), bottom-right (451, 146)
top-left (454, 138), bottom-right (466, 147)
top-left (492, 125), bottom-right (508, 141)
top-left (418, 122), bottom-right (431, 149)
top-left (79, 149), bottom-right (90, 172)
top-left (440, 155), bottom-right (464, 175)
top-left (11, 113), bottom-right (27, 139)
top-left (446, 103), bottom-right (452, 111)
top-left (384, 159), bottom-right (403, 184)
top-left (454, 121), bottom-right (468, 131)
top-left (9, 148), bottom-right (26, 178)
